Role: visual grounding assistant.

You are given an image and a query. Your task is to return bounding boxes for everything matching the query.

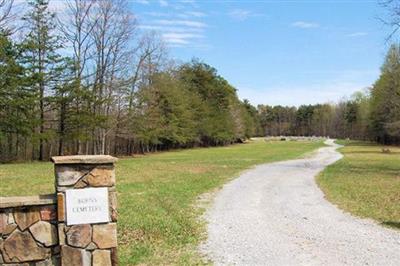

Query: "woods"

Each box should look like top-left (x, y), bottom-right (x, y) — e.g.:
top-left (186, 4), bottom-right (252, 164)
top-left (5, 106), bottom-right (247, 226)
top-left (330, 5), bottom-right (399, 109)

top-left (0, 0), bottom-right (259, 162)
top-left (0, 0), bottom-right (399, 163)
top-left (257, 44), bottom-right (400, 145)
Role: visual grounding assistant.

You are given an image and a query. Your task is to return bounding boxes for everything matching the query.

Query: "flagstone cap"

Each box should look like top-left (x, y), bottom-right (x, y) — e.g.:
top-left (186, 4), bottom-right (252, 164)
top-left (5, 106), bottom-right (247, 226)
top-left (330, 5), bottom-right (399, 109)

top-left (0, 194), bottom-right (56, 208)
top-left (51, 155), bottom-right (118, 165)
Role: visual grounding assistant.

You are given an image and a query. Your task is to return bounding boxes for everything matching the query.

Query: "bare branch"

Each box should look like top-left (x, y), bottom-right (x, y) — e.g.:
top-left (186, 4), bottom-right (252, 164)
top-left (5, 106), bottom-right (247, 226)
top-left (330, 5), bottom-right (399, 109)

top-left (0, 0), bottom-right (14, 32)
top-left (379, 0), bottom-right (400, 41)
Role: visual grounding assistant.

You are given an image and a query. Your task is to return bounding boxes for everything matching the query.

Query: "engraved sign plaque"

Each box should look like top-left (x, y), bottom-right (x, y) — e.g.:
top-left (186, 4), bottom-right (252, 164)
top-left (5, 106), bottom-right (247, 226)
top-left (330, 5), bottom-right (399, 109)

top-left (65, 187), bottom-right (109, 225)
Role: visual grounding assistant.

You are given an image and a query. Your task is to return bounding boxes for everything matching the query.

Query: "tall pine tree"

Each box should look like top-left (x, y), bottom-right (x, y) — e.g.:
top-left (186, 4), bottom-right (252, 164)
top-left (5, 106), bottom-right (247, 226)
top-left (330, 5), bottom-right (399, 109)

top-left (370, 44), bottom-right (400, 144)
top-left (20, 0), bottom-right (66, 160)
top-left (0, 33), bottom-right (35, 161)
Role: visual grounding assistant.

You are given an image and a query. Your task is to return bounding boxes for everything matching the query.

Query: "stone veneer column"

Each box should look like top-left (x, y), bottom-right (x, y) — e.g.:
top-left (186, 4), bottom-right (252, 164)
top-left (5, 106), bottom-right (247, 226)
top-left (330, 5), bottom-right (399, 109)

top-left (0, 195), bottom-right (58, 265)
top-left (51, 155), bottom-right (118, 266)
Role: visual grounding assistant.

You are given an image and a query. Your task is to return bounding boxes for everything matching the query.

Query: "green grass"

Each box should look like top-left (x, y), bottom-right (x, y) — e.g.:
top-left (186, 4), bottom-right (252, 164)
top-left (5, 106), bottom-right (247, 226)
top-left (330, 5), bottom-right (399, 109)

top-left (318, 140), bottom-right (400, 229)
top-left (0, 140), bottom-right (323, 265)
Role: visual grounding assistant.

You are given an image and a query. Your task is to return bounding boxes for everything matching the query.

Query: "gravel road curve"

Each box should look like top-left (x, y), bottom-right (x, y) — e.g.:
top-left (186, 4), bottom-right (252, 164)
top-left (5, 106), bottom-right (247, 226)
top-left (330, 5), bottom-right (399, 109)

top-left (200, 139), bottom-right (400, 266)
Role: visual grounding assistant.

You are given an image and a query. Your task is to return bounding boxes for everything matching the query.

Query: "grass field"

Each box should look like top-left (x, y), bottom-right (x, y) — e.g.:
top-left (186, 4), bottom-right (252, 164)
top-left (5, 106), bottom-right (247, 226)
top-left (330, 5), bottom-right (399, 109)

top-left (318, 140), bottom-right (400, 229)
top-left (0, 140), bottom-right (323, 265)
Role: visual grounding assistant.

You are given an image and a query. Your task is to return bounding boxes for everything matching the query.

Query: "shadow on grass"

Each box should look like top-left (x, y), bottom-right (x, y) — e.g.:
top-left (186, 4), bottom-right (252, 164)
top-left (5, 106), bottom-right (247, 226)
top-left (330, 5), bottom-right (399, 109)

top-left (338, 141), bottom-right (377, 146)
top-left (344, 150), bottom-right (400, 155)
top-left (341, 164), bottom-right (400, 174)
top-left (382, 221), bottom-right (400, 229)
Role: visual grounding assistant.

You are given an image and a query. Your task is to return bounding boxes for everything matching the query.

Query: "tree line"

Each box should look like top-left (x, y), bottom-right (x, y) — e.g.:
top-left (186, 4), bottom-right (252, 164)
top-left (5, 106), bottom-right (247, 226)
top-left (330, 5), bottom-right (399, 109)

top-left (0, 0), bottom-right (259, 162)
top-left (0, 0), bottom-right (399, 163)
top-left (257, 44), bottom-right (400, 145)
top-left (256, 0), bottom-right (400, 144)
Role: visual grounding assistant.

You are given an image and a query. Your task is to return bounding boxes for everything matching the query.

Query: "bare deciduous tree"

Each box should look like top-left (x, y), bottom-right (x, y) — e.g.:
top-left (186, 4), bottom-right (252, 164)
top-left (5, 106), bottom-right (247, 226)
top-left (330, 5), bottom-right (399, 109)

top-left (380, 0), bottom-right (400, 40)
top-left (0, 0), bottom-right (14, 32)
top-left (60, 0), bottom-right (97, 80)
top-left (128, 32), bottom-right (167, 110)
top-left (89, 0), bottom-right (137, 154)
top-left (58, 0), bottom-right (97, 154)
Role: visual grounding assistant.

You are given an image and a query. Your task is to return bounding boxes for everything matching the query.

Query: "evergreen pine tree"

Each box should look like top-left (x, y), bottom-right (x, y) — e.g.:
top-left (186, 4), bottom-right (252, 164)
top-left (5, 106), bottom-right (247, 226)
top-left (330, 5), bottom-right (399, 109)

top-left (370, 44), bottom-right (400, 144)
top-left (0, 33), bottom-right (35, 161)
top-left (20, 0), bottom-right (66, 160)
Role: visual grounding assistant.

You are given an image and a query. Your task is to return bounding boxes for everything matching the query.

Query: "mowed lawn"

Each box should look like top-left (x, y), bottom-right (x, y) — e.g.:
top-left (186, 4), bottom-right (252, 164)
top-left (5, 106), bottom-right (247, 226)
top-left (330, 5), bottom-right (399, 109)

top-left (318, 140), bottom-right (400, 229)
top-left (0, 140), bottom-right (323, 265)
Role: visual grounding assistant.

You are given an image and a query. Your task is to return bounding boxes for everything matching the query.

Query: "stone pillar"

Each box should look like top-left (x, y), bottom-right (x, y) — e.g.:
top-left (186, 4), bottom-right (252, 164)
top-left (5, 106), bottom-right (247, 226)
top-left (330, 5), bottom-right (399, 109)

top-left (51, 155), bottom-right (118, 266)
top-left (0, 195), bottom-right (58, 265)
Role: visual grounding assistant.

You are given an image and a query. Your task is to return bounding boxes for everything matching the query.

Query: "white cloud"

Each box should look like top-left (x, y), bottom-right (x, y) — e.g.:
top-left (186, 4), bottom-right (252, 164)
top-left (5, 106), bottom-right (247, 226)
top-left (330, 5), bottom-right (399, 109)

top-left (159, 0), bottom-right (168, 7)
top-left (236, 70), bottom-right (378, 107)
top-left (163, 37), bottom-right (189, 45)
top-left (180, 0), bottom-right (196, 3)
top-left (145, 11), bottom-right (206, 19)
top-left (291, 21), bottom-right (320, 29)
top-left (135, 0), bottom-right (150, 4)
top-left (141, 22), bottom-right (206, 47)
top-left (185, 11), bottom-right (206, 18)
top-left (168, 42), bottom-right (212, 50)
top-left (347, 32), bottom-right (368, 37)
top-left (162, 32), bottom-right (204, 45)
top-left (155, 19), bottom-right (207, 28)
top-left (237, 84), bottom-right (363, 107)
top-left (139, 4), bottom-right (208, 48)
top-left (139, 25), bottom-right (203, 33)
top-left (144, 12), bottom-right (170, 17)
top-left (229, 9), bottom-right (258, 21)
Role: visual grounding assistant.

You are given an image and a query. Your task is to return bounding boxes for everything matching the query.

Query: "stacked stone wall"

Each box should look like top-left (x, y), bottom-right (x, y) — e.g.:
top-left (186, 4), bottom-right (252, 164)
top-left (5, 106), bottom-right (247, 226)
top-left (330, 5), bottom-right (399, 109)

top-left (0, 195), bottom-right (59, 265)
top-left (0, 155), bottom-right (118, 266)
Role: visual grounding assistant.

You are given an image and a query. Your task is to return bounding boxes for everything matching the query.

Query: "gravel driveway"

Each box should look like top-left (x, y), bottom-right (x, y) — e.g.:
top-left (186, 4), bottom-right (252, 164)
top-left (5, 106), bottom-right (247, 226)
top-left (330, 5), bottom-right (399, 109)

top-left (200, 139), bottom-right (400, 265)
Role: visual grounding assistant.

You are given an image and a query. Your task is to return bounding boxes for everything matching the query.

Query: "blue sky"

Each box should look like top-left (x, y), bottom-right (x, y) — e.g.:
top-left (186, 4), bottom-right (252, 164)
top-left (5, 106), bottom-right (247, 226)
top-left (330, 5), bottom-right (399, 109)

top-left (131, 0), bottom-right (390, 106)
